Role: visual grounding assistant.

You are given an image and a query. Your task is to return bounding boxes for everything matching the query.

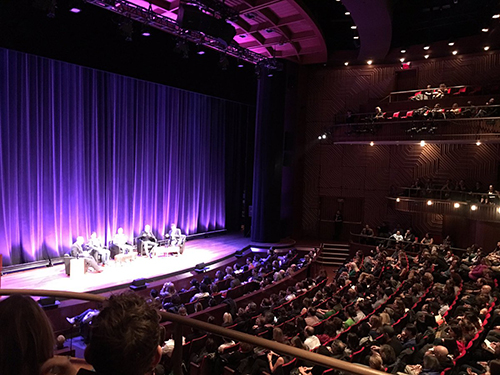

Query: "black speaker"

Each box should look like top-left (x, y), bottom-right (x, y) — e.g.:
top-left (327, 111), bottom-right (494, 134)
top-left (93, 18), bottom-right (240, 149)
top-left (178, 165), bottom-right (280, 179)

top-left (194, 263), bottom-right (208, 273)
top-left (38, 297), bottom-right (59, 309)
top-left (129, 278), bottom-right (148, 291)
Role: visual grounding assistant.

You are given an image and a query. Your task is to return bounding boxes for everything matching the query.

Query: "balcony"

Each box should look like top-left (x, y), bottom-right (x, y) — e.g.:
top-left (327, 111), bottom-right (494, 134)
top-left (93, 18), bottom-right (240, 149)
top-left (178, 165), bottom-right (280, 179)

top-left (388, 188), bottom-right (500, 223)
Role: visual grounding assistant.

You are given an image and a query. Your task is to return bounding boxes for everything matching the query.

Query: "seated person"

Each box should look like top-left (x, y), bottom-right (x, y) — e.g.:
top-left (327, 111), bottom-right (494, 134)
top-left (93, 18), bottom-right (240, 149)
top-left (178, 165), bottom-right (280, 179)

top-left (164, 223), bottom-right (183, 247)
top-left (433, 83), bottom-right (448, 99)
top-left (138, 224), bottom-right (158, 257)
top-left (374, 107), bottom-right (384, 120)
top-left (41, 293), bottom-right (163, 375)
top-left (70, 236), bottom-right (102, 273)
top-left (112, 227), bottom-right (134, 255)
top-left (390, 230), bottom-right (404, 243)
top-left (449, 102), bottom-right (461, 117)
top-left (86, 232), bottom-right (110, 265)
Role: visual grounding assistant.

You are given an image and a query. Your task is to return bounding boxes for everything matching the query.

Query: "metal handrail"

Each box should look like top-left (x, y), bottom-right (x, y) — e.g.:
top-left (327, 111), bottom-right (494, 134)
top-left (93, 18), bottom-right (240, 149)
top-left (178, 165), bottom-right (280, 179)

top-left (0, 288), bottom-right (388, 375)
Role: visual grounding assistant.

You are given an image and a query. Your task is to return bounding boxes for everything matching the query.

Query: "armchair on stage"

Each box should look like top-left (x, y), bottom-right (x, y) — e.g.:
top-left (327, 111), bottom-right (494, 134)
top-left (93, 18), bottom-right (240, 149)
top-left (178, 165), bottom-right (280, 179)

top-left (156, 234), bottom-right (187, 257)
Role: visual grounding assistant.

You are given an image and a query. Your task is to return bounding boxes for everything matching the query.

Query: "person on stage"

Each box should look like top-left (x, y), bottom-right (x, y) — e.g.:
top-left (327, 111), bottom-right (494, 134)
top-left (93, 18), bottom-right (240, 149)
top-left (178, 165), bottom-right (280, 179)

top-left (113, 227), bottom-right (134, 255)
top-left (86, 232), bottom-right (110, 265)
top-left (70, 236), bottom-right (102, 273)
top-left (139, 224), bottom-right (157, 257)
top-left (165, 223), bottom-right (182, 246)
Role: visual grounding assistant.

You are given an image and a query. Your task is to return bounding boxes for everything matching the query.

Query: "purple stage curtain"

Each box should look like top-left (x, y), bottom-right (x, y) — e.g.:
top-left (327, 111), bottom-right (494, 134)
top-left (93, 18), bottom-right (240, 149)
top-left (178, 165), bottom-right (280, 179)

top-left (0, 48), bottom-right (250, 265)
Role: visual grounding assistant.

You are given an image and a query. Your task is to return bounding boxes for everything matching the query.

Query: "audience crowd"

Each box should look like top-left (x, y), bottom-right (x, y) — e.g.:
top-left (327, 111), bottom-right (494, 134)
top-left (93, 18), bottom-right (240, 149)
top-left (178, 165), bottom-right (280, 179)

top-left (1, 237), bottom-right (500, 375)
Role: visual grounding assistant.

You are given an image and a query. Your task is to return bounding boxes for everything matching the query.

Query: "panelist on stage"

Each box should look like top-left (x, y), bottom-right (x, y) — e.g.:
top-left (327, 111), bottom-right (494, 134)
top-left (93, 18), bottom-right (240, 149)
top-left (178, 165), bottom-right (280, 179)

top-left (70, 236), bottom-right (102, 273)
top-left (138, 224), bottom-right (158, 257)
top-left (112, 227), bottom-right (134, 256)
top-left (86, 232), bottom-right (110, 265)
top-left (165, 223), bottom-right (182, 246)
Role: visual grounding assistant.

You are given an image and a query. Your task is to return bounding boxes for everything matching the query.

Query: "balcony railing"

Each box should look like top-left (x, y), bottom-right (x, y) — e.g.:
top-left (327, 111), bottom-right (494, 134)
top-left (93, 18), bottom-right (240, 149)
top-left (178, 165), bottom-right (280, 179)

top-left (0, 288), bottom-right (388, 375)
top-left (388, 188), bottom-right (500, 223)
top-left (322, 116), bottom-right (500, 144)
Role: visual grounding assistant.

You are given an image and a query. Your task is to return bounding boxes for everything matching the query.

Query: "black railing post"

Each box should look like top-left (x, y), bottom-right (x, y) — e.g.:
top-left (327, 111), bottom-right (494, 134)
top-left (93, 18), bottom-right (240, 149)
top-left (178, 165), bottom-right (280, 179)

top-left (172, 323), bottom-right (183, 375)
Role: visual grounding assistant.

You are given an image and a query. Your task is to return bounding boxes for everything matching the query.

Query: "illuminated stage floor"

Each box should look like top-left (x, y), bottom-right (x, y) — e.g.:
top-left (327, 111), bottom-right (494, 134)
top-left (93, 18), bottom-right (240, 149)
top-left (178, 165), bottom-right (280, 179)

top-left (1, 233), bottom-right (251, 294)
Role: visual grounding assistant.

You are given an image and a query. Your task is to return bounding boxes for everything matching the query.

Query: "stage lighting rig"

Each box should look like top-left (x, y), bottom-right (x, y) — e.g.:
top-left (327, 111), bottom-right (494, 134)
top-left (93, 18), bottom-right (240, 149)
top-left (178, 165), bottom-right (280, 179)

top-left (180, 0), bottom-right (239, 22)
top-left (84, 0), bottom-right (276, 68)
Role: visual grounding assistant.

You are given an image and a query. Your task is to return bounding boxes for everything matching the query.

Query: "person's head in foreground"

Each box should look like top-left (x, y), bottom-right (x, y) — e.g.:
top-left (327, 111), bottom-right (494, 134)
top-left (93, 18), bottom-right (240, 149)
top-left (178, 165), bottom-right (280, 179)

top-left (43, 292), bottom-right (162, 375)
top-left (0, 294), bottom-right (55, 375)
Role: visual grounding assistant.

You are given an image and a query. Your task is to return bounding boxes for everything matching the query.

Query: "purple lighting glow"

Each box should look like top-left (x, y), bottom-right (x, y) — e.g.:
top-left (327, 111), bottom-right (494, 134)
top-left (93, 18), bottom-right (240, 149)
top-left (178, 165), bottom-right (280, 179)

top-left (69, 7), bottom-right (81, 13)
top-left (197, 50), bottom-right (206, 55)
top-left (142, 31), bottom-right (151, 36)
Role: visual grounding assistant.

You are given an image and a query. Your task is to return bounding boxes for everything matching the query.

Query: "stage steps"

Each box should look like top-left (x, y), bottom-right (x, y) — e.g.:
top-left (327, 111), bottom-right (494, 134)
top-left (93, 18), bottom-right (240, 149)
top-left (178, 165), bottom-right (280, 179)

top-left (317, 243), bottom-right (350, 266)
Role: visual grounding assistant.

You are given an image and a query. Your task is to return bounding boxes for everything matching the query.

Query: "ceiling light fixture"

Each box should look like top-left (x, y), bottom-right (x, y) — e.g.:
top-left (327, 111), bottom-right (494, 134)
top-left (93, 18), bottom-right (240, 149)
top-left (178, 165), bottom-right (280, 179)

top-left (70, 7), bottom-right (81, 13)
top-left (400, 58), bottom-right (405, 62)
top-left (401, 49), bottom-right (406, 53)
top-left (420, 140), bottom-right (426, 147)
top-left (353, 36), bottom-right (359, 39)
top-left (448, 41), bottom-right (455, 46)
top-left (452, 50), bottom-right (458, 55)
top-left (454, 203), bottom-right (460, 208)
top-left (369, 141), bottom-right (374, 146)
top-left (351, 26), bottom-right (357, 29)
top-left (476, 140), bottom-right (481, 146)
top-left (424, 54), bottom-right (430, 59)
top-left (345, 12), bottom-right (350, 15)
top-left (482, 28), bottom-right (489, 32)
top-left (427, 200), bottom-right (433, 206)
top-left (471, 204), bottom-right (478, 211)
top-left (484, 46), bottom-right (490, 51)
top-left (493, 14), bottom-right (500, 19)
top-left (396, 197), bottom-right (400, 203)
top-left (344, 61), bottom-right (349, 66)
top-left (423, 45), bottom-right (430, 50)
top-left (367, 60), bottom-right (373, 65)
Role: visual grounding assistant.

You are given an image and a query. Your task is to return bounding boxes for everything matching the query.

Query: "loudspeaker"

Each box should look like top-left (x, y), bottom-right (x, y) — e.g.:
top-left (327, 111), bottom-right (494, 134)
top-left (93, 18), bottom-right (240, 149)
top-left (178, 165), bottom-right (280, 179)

top-left (194, 262), bottom-right (208, 273)
top-left (129, 278), bottom-right (148, 291)
top-left (38, 297), bottom-right (59, 309)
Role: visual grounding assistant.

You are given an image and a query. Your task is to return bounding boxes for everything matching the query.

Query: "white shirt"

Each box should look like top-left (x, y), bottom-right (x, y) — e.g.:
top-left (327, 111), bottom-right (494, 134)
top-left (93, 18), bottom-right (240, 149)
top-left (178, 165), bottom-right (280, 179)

top-left (304, 335), bottom-right (321, 350)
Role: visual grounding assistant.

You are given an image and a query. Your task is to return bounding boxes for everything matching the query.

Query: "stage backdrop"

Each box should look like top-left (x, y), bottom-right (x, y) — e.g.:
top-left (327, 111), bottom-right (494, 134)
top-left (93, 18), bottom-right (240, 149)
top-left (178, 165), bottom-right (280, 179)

top-left (0, 48), bottom-right (253, 266)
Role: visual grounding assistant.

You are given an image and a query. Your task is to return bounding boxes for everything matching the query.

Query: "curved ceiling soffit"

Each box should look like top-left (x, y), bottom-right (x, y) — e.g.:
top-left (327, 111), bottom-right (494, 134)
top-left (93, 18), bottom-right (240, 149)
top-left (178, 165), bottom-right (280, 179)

top-left (342, 0), bottom-right (392, 61)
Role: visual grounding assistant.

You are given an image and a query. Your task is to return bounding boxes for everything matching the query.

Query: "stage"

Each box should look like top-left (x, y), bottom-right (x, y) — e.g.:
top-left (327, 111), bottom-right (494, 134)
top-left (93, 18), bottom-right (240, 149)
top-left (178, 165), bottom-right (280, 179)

top-left (0, 233), bottom-right (252, 295)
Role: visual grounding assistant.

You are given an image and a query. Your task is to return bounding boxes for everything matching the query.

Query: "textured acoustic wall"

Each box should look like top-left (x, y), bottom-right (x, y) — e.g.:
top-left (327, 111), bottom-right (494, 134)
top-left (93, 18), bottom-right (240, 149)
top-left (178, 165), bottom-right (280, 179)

top-left (300, 52), bottom-right (500, 240)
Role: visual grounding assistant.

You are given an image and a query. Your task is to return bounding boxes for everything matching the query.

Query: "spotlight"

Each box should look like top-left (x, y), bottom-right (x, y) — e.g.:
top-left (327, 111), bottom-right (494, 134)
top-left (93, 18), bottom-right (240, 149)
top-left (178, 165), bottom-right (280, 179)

top-left (345, 11), bottom-right (350, 15)
top-left (493, 14), bottom-right (500, 19)
top-left (396, 197), bottom-right (400, 203)
top-left (484, 46), bottom-right (490, 51)
top-left (400, 58), bottom-right (405, 62)
top-left (237, 61), bottom-right (244, 67)
top-left (197, 50), bottom-right (206, 55)
top-left (401, 49), bottom-right (406, 53)
top-left (454, 203), bottom-right (460, 208)
top-left (351, 26), bottom-right (357, 29)
top-left (476, 140), bottom-right (481, 146)
top-left (420, 140), bottom-right (426, 147)
top-left (482, 28), bottom-right (489, 32)
top-left (322, 134), bottom-right (327, 139)
top-left (369, 141), bottom-right (374, 146)
top-left (318, 135), bottom-right (322, 140)
top-left (427, 200), bottom-right (433, 206)
top-left (452, 50), bottom-right (458, 55)
top-left (367, 60), bottom-right (373, 65)
top-left (353, 36), bottom-right (359, 39)
top-left (69, 7), bottom-right (81, 13)
top-left (424, 54), bottom-right (430, 59)
top-left (471, 204), bottom-right (478, 211)
top-left (344, 61), bottom-right (349, 66)
top-left (141, 25), bottom-right (151, 37)
top-left (448, 41), bottom-right (455, 46)
top-left (268, 73), bottom-right (273, 77)
top-left (423, 45), bottom-right (430, 50)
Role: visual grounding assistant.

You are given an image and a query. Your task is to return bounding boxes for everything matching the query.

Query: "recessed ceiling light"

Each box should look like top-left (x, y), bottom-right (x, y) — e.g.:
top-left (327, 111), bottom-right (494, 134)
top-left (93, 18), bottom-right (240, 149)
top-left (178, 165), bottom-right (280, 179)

top-left (452, 50), bottom-right (458, 55)
top-left (353, 36), bottom-right (359, 39)
top-left (345, 12), bottom-right (350, 15)
top-left (423, 45), bottom-right (430, 50)
top-left (367, 60), bottom-right (373, 65)
top-left (482, 28), bottom-right (489, 32)
top-left (424, 54), bottom-right (430, 59)
top-left (448, 41), bottom-right (455, 46)
top-left (69, 7), bottom-right (81, 13)
top-left (493, 14), bottom-right (500, 19)
top-left (344, 61), bottom-right (349, 66)
top-left (484, 46), bottom-right (490, 51)
top-left (351, 26), bottom-right (357, 29)
top-left (400, 49), bottom-right (406, 53)
top-left (400, 58), bottom-right (405, 62)
top-left (197, 50), bottom-right (205, 55)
